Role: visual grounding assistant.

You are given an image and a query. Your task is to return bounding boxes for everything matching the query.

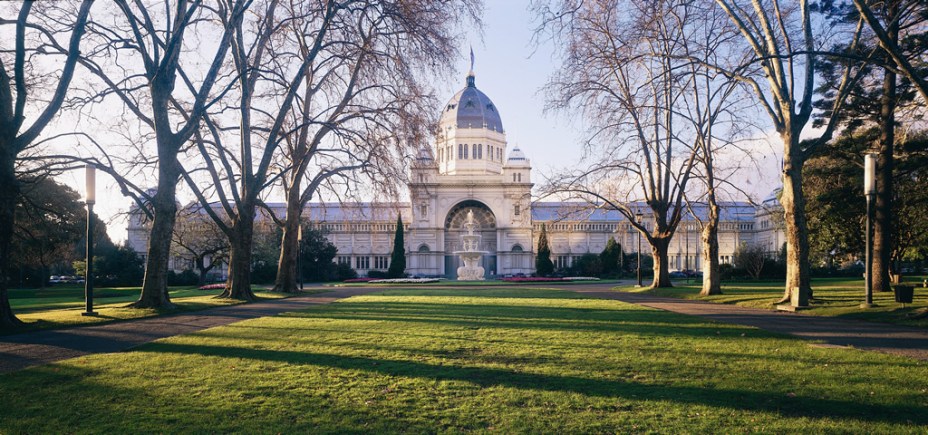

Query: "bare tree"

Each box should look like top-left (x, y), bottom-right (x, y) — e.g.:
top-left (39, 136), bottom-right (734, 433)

top-left (172, 205), bottom-right (229, 286)
top-left (73, 0), bottom-right (248, 308)
top-left (536, 0), bottom-right (706, 287)
top-left (0, 1), bottom-right (92, 328)
top-left (267, 0), bottom-right (477, 293)
top-left (672, 1), bottom-right (753, 296)
top-left (733, 242), bottom-right (767, 279)
top-left (713, 0), bottom-right (863, 305)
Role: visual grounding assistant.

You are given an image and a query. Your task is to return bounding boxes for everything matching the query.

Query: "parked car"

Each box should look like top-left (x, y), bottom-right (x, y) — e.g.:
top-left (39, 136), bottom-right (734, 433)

top-left (669, 271), bottom-right (687, 278)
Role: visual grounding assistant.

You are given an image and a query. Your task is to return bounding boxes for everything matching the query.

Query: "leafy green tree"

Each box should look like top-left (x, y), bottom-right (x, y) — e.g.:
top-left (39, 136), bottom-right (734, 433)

top-left (805, 129), bottom-right (928, 275)
top-left (535, 224), bottom-right (554, 276)
top-left (387, 216), bottom-right (406, 278)
top-left (572, 253), bottom-right (602, 277)
top-left (300, 226), bottom-right (338, 282)
top-left (599, 237), bottom-right (623, 277)
top-left (11, 178), bottom-right (85, 287)
top-left (96, 244), bottom-right (145, 287)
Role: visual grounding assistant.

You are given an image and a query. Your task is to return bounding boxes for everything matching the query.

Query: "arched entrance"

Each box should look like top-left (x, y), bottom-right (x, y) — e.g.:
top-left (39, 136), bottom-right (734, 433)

top-left (443, 200), bottom-right (497, 279)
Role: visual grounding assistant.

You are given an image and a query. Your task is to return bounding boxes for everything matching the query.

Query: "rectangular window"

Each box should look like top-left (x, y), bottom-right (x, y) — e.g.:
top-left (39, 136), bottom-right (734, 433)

top-left (463, 144), bottom-right (468, 159)
top-left (514, 204), bottom-right (520, 216)
top-left (374, 256), bottom-right (389, 269)
top-left (472, 143), bottom-right (477, 159)
top-left (355, 256), bottom-right (370, 269)
top-left (337, 256), bottom-right (350, 265)
top-left (497, 148), bottom-right (502, 161)
top-left (478, 144), bottom-right (483, 159)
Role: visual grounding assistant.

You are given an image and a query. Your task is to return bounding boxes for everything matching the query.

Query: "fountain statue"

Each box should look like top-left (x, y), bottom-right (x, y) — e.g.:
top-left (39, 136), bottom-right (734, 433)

top-left (454, 210), bottom-right (486, 280)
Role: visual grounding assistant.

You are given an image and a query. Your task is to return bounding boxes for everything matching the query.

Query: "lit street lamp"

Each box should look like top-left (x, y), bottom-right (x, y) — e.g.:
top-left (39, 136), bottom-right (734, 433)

top-left (636, 211), bottom-right (643, 287)
top-left (83, 164), bottom-right (97, 316)
top-left (863, 153), bottom-right (877, 308)
top-left (298, 225), bottom-right (304, 291)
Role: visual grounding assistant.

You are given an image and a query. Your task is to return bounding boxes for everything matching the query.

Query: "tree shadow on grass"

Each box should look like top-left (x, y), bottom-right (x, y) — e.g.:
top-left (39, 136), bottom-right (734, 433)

top-left (135, 342), bottom-right (928, 427)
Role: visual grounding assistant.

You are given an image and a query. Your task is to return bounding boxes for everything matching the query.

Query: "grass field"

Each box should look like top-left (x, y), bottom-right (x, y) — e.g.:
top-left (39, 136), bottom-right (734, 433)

top-left (6, 285), bottom-right (295, 333)
top-left (622, 278), bottom-right (928, 328)
top-left (1, 287), bottom-right (926, 433)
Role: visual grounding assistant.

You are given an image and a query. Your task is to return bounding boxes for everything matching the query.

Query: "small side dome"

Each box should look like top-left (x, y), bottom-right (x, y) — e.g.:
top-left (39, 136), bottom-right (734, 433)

top-left (416, 146), bottom-right (434, 161)
top-left (506, 146), bottom-right (530, 166)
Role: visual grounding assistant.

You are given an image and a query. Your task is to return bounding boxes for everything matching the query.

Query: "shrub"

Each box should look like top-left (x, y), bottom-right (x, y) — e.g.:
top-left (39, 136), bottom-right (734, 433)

top-left (367, 270), bottom-right (388, 279)
top-left (167, 270), bottom-right (199, 286)
top-left (335, 263), bottom-right (358, 281)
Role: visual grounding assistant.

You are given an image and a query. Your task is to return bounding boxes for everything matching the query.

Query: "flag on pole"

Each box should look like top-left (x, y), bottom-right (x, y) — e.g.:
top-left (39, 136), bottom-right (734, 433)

top-left (470, 46), bottom-right (475, 72)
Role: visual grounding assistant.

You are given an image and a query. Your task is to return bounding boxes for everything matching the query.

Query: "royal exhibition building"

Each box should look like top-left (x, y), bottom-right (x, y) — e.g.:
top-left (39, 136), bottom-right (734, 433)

top-left (128, 72), bottom-right (786, 280)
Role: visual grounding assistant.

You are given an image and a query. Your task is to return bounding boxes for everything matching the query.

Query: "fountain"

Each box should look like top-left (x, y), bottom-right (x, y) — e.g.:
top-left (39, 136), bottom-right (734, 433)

top-left (454, 210), bottom-right (487, 280)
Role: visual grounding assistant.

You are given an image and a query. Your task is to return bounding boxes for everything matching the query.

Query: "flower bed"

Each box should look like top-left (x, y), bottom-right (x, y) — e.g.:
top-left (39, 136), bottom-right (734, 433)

top-left (368, 278), bottom-right (444, 284)
top-left (501, 277), bottom-right (601, 282)
top-left (198, 283), bottom-right (226, 290)
top-left (343, 278), bottom-right (377, 283)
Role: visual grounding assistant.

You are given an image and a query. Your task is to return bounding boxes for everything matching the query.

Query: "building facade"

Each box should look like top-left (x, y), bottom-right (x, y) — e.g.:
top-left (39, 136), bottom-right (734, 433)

top-left (127, 72), bottom-right (786, 279)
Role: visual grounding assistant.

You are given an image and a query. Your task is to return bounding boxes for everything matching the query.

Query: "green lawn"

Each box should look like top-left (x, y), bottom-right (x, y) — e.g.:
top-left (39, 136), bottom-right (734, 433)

top-left (1, 287), bottom-right (926, 433)
top-left (621, 277), bottom-right (928, 328)
top-left (332, 279), bottom-right (621, 287)
top-left (6, 285), bottom-right (295, 333)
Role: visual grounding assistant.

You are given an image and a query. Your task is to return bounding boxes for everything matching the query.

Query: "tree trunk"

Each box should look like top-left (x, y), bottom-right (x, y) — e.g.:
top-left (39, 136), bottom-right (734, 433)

top-left (777, 156), bottom-right (812, 306)
top-left (130, 157), bottom-right (179, 309)
top-left (196, 257), bottom-right (209, 287)
top-left (219, 212), bottom-right (257, 301)
top-left (650, 237), bottom-right (673, 288)
top-left (0, 149), bottom-right (24, 328)
top-left (272, 186), bottom-right (301, 293)
top-left (700, 198), bottom-right (722, 296)
top-left (873, 3), bottom-right (898, 293)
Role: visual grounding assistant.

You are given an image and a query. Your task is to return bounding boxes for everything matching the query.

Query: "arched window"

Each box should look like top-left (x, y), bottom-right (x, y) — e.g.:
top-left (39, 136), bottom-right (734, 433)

top-left (512, 244), bottom-right (524, 253)
top-left (418, 244), bottom-right (430, 252)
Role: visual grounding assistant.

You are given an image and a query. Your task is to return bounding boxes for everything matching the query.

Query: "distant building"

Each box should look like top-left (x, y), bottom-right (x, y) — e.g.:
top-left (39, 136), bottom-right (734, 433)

top-left (127, 71), bottom-right (785, 279)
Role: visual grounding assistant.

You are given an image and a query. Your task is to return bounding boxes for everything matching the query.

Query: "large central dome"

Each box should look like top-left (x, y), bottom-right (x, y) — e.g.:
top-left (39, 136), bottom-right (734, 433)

top-left (439, 74), bottom-right (503, 132)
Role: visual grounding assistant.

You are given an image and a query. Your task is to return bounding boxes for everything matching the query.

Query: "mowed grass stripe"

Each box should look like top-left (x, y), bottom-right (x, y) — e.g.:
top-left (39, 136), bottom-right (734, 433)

top-left (1, 287), bottom-right (926, 433)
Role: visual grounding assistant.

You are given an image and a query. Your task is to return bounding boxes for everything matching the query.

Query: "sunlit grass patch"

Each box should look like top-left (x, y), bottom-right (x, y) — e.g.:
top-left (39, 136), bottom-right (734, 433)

top-left (623, 278), bottom-right (928, 328)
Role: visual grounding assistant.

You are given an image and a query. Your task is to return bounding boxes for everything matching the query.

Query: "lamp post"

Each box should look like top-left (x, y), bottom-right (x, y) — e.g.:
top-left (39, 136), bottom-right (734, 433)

top-left (297, 225), bottom-right (304, 291)
top-left (636, 212), bottom-right (643, 287)
top-left (863, 153), bottom-right (877, 308)
top-left (82, 164), bottom-right (97, 316)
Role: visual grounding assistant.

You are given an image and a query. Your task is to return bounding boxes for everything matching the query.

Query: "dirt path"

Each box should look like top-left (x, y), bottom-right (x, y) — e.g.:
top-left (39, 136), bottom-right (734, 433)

top-left (560, 282), bottom-right (928, 361)
top-left (0, 287), bottom-right (384, 374)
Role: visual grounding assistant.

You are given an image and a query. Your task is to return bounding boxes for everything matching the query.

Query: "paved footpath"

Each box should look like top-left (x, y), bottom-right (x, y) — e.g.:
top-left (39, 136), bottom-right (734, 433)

top-left (0, 287), bottom-right (384, 375)
top-left (559, 282), bottom-right (928, 361)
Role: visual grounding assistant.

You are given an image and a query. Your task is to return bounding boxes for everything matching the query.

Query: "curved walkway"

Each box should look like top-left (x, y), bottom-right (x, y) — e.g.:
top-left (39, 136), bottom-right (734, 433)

top-left (0, 287), bottom-right (383, 375)
top-left (560, 282), bottom-right (928, 361)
